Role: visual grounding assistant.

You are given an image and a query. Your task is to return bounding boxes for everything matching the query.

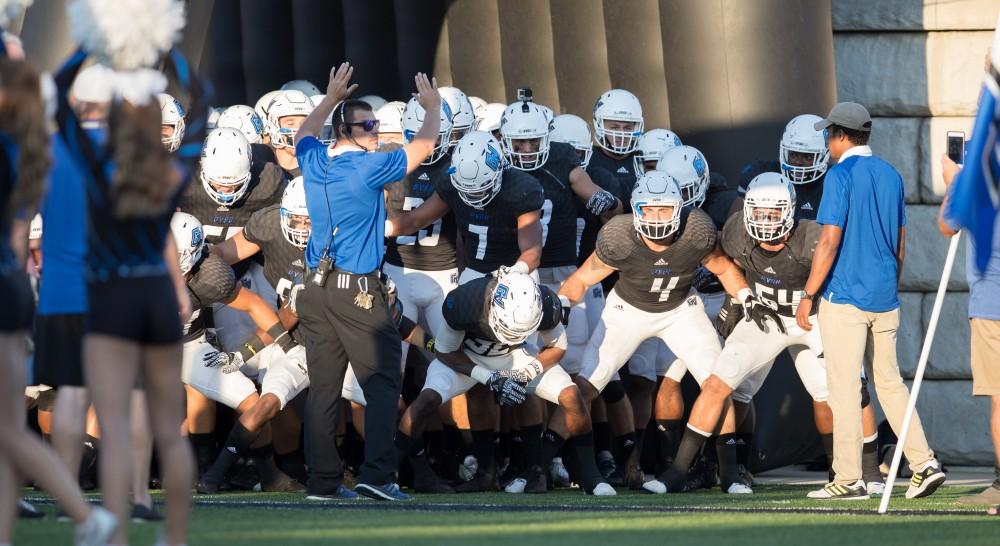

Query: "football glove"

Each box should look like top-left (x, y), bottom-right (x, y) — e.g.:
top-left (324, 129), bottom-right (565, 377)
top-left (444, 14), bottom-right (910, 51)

top-left (691, 266), bottom-right (724, 294)
top-left (495, 261), bottom-right (530, 279)
top-left (742, 295), bottom-right (786, 335)
top-left (510, 360), bottom-right (544, 384)
top-left (485, 370), bottom-right (527, 407)
top-left (288, 284), bottom-right (305, 314)
top-left (714, 296), bottom-right (744, 338)
top-left (585, 190), bottom-right (618, 216)
top-left (203, 350), bottom-right (244, 374)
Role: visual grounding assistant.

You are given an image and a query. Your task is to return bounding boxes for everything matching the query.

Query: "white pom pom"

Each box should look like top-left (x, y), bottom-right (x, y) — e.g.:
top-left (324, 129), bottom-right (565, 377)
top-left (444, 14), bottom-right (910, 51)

top-left (67, 0), bottom-right (185, 71)
top-left (0, 0), bottom-right (33, 31)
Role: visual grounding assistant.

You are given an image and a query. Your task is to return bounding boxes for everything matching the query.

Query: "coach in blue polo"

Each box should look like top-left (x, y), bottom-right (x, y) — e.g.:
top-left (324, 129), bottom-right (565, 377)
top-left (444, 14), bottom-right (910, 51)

top-left (293, 63), bottom-right (441, 501)
top-left (796, 102), bottom-right (945, 500)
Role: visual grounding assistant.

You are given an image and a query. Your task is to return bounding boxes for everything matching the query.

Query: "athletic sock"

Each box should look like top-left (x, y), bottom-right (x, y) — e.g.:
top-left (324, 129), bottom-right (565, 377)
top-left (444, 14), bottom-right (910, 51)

top-left (655, 419), bottom-right (684, 464)
top-left (569, 431), bottom-right (602, 492)
top-left (202, 423), bottom-right (257, 484)
top-left (274, 449), bottom-right (308, 485)
top-left (992, 465), bottom-right (1000, 490)
top-left (821, 433), bottom-right (835, 482)
top-left (661, 425), bottom-right (710, 490)
top-left (470, 430), bottom-right (497, 475)
top-left (611, 431), bottom-right (637, 469)
top-left (716, 433), bottom-right (742, 489)
top-left (593, 421), bottom-right (611, 454)
top-left (423, 429), bottom-right (445, 467)
top-left (520, 424), bottom-right (544, 469)
top-left (734, 432), bottom-right (753, 468)
top-left (862, 434), bottom-right (882, 483)
top-left (188, 433), bottom-right (217, 476)
top-left (538, 429), bottom-right (566, 471)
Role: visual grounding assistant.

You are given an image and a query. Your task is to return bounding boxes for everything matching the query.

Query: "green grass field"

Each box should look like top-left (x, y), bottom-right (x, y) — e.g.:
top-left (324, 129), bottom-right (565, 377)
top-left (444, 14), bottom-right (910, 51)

top-left (17, 485), bottom-right (999, 545)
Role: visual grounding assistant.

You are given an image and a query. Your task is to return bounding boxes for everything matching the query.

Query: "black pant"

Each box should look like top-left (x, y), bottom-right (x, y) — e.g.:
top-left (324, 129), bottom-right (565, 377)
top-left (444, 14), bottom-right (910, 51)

top-left (297, 270), bottom-right (402, 493)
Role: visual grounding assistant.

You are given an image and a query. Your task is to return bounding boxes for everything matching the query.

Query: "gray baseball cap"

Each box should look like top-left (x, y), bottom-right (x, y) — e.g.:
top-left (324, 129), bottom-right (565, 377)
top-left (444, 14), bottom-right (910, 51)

top-left (814, 102), bottom-right (872, 132)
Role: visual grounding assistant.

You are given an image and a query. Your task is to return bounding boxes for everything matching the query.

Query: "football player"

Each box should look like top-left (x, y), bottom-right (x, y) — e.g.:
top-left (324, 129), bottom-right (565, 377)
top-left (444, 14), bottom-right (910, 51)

top-left (281, 79), bottom-right (322, 97)
top-left (476, 103), bottom-right (506, 141)
top-left (394, 272), bottom-right (616, 496)
top-left (157, 92), bottom-right (186, 153)
top-left (170, 212), bottom-right (307, 493)
top-left (633, 129), bottom-right (682, 175)
top-left (386, 130), bottom-right (543, 283)
top-left (376, 101), bottom-right (406, 146)
top-left (551, 171), bottom-right (779, 494)
top-left (589, 89), bottom-right (644, 204)
top-left (643, 173), bottom-right (830, 495)
top-left (264, 89), bottom-right (314, 176)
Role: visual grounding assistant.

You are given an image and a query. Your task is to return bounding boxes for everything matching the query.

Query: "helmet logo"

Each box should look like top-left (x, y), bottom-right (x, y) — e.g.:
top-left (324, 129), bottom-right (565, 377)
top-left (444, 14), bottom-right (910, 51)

top-left (692, 155), bottom-right (706, 177)
top-left (493, 284), bottom-right (509, 308)
top-left (250, 115), bottom-right (264, 134)
top-left (485, 143), bottom-right (502, 171)
top-left (190, 226), bottom-right (203, 248)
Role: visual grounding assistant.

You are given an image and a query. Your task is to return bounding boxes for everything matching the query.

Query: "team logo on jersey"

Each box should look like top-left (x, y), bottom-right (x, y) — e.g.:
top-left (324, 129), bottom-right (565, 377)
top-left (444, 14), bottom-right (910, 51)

top-left (450, 272), bottom-right (459, 285)
top-left (418, 172), bottom-right (431, 181)
top-left (687, 296), bottom-right (698, 307)
top-left (190, 226), bottom-right (204, 248)
top-left (616, 166), bottom-right (629, 174)
top-left (764, 266), bottom-right (777, 274)
top-left (801, 202), bottom-right (814, 211)
top-left (292, 259), bottom-right (304, 268)
top-left (493, 283), bottom-right (509, 308)
top-left (240, 277), bottom-right (252, 289)
top-left (485, 143), bottom-right (502, 171)
top-left (692, 154), bottom-right (707, 177)
top-left (654, 258), bottom-right (669, 266)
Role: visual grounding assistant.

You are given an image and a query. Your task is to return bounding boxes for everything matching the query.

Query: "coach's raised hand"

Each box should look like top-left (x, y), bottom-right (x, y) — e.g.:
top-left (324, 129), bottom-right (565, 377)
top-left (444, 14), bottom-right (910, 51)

top-left (402, 73), bottom-right (442, 174)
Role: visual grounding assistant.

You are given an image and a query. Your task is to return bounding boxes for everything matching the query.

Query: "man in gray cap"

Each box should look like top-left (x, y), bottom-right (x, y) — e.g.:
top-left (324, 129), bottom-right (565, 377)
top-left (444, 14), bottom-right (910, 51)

top-left (795, 102), bottom-right (946, 500)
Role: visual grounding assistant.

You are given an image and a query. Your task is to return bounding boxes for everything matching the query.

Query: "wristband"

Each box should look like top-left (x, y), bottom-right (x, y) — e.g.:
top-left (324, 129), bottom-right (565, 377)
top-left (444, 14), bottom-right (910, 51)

top-left (511, 261), bottom-right (529, 274)
top-left (266, 322), bottom-right (296, 353)
top-left (424, 336), bottom-right (436, 352)
top-left (737, 288), bottom-right (752, 304)
top-left (238, 333), bottom-right (268, 362)
top-left (471, 365), bottom-right (493, 385)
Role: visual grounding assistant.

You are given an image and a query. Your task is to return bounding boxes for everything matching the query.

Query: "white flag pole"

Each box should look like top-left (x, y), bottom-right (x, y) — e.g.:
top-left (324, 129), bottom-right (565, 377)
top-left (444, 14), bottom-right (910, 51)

top-left (878, 232), bottom-right (961, 514)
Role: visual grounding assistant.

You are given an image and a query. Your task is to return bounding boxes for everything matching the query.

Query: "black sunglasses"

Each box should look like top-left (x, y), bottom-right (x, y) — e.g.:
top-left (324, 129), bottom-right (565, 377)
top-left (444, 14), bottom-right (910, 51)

top-left (345, 119), bottom-right (380, 132)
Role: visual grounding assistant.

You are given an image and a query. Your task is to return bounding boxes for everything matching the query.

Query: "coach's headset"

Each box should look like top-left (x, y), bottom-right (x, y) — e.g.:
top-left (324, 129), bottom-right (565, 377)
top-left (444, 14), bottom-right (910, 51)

top-left (335, 99), bottom-right (373, 152)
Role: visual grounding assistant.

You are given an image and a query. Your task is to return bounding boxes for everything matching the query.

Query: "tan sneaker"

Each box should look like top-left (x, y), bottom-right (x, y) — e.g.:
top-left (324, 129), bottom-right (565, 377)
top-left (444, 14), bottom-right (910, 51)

top-left (956, 485), bottom-right (1000, 505)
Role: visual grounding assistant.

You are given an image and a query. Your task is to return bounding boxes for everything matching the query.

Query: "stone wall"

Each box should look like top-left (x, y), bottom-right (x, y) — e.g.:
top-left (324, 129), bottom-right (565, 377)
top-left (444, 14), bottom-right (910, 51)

top-left (832, 0), bottom-right (996, 465)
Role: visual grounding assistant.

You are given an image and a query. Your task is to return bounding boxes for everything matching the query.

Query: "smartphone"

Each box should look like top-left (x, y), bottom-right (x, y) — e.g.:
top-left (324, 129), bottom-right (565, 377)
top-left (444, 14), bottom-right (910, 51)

top-left (946, 131), bottom-right (966, 165)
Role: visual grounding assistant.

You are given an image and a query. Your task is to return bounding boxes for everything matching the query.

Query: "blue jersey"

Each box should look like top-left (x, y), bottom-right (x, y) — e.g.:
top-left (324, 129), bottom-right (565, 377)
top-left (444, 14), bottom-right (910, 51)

top-left (296, 137), bottom-right (407, 273)
top-left (37, 134), bottom-right (89, 314)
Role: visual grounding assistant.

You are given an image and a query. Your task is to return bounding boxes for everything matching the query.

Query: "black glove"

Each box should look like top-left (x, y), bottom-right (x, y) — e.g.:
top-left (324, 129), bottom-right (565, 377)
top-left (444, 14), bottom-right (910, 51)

top-left (692, 266), bottom-right (724, 294)
top-left (485, 370), bottom-right (527, 407)
top-left (714, 296), bottom-right (744, 338)
top-left (742, 295), bottom-right (787, 335)
top-left (585, 190), bottom-right (618, 216)
top-left (558, 295), bottom-right (572, 326)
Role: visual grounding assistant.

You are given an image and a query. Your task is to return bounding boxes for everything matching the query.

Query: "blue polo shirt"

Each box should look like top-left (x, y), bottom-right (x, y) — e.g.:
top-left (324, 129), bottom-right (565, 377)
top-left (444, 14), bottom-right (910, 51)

top-left (816, 146), bottom-right (906, 312)
top-left (37, 132), bottom-right (93, 315)
top-left (296, 136), bottom-right (406, 273)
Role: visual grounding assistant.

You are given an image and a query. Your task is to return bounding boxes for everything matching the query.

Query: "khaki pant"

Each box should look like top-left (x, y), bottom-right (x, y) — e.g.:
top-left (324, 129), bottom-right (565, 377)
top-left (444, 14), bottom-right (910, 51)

top-left (971, 318), bottom-right (1000, 396)
top-left (819, 299), bottom-right (934, 484)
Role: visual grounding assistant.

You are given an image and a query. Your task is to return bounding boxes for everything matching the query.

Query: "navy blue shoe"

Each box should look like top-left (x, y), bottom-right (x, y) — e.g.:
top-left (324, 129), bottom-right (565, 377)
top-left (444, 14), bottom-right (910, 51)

top-left (305, 485), bottom-right (358, 501)
top-left (354, 482), bottom-right (412, 501)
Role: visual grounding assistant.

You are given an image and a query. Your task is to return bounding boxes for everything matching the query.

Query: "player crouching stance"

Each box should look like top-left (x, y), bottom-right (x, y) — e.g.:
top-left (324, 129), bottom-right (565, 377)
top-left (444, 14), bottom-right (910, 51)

top-left (552, 171), bottom-right (777, 495)
top-left (395, 272), bottom-right (615, 496)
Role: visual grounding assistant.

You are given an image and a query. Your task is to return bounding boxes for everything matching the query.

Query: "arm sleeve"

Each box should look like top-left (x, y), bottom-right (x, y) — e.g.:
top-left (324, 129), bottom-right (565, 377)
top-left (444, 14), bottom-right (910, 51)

top-left (816, 169), bottom-right (848, 228)
top-left (356, 149), bottom-right (408, 191)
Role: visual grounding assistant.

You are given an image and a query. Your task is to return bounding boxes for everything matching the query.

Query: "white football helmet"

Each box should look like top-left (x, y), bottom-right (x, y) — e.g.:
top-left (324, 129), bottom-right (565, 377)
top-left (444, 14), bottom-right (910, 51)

top-left (633, 129), bottom-right (682, 175)
top-left (266, 90), bottom-right (314, 148)
top-left (359, 95), bottom-right (387, 111)
top-left (200, 128), bottom-right (253, 206)
top-left (157, 93), bottom-right (186, 152)
top-left (631, 170), bottom-right (683, 240)
top-left (402, 97), bottom-right (453, 165)
top-left (469, 96), bottom-right (487, 123)
top-left (280, 176), bottom-right (311, 248)
top-left (216, 104), bottom-right (265, 145)
top-left (499, 101), bottom-right (550, 171)
top-left (308, 94), bottom-right (336, 143)
top-left (780, 114), bottom-right (829, 184)
top-left (376, 101), bottom-right (406, 135)
top-left (476, 103), bottom-right (506, 135)
top-left (281, 79), bottom-right (321, 97)
top-left (170, 211), bottom-right (205, 275)
top-left (655, 145), bottom-right (710, 208)
top-left (448, 131), bottom-right (506, 209)
top-left (744, 172), bottom-right (797, 243)
top-left (593, 89), bottom-right (643, 155)
top-left (439, 86), bottom-right (476, 145)
top-left (207, 107), bottom-right (225, 131)
top-left (489, 271), bottom-right (544, 346)
top-left (254, 90), bottom-right (281, 122)
top-left (550, 114), bottom-right (593, 168)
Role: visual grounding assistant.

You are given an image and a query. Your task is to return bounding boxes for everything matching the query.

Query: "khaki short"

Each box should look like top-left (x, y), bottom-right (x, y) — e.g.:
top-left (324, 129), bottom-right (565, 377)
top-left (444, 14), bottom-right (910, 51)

top-left (971, 318), bottom-right (1000, 396)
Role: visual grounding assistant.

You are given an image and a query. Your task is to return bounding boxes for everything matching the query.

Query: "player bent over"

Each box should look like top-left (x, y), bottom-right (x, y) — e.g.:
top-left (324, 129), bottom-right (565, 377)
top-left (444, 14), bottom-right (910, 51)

top-left (551, 171), bottom-right (779, 494)
top-left (394, 272), bottom-right (616, 496)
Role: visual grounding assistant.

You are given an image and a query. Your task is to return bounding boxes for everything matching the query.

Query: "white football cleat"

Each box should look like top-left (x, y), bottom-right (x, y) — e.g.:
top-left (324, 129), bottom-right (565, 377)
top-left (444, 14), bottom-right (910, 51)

top-left (505, 478), bottom-right (527, 494)
top-left (726, 482), bottom-right (753, 495)
top-left (866, 481), bottom-right (886, 496)
top-left (590, 482), bottom-right (617, 496)
top-left (642, 479), bottom-right (667, 494)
